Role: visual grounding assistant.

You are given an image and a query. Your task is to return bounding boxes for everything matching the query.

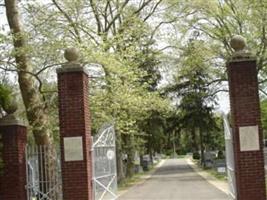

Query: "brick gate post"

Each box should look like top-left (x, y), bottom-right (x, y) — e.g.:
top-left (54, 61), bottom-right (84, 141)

top-left (57, 48), bottom-right (93, 200)
top-left (227, 35), bottom-right (266, 200)
top-left (0, 108), bottom-right (27, 200)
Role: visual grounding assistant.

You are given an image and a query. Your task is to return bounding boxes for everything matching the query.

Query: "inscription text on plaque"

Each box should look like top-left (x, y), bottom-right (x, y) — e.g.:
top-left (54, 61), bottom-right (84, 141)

top-left (239, 125), bottom-right (260, 151)
top-left (64, 136), bottom-right (84, 161)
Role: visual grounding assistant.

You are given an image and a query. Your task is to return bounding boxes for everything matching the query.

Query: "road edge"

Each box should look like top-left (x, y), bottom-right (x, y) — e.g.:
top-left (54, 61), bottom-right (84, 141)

top-left (117, 159), bottom-right (166, 198)
top-left (186, 158), bottom-right (229, 195)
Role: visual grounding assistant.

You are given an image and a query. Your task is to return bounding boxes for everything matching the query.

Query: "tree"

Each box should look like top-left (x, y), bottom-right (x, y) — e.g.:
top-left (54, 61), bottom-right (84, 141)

top-left (165, 0), bottom-right (267, 96)
top-left (4, 0), bottom-right (51, 145)
top-left (0, 83), bottom-right (13, 174)
top-left (166, 39), bottom-right (218, 164)
top-left (0, 0), bottom-right (170, 180)
top-left (261, 99), bottom-right (267, 138)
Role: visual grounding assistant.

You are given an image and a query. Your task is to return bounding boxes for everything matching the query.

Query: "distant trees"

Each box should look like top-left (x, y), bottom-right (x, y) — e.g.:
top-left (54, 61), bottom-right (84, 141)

top-left (166, 39), bottom-right (223, 164)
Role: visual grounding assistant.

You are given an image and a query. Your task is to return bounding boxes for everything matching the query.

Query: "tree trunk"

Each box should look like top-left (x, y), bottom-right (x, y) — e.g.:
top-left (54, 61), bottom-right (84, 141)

top-left (126, 134), bottom-right (135, 178)
top-left (191, 128), bottom-right (198, 153)
top-left (116, 132), bottom-right (125, 183)
top-left (167, 131), bottom-right (172, 149)
top-left (148, 133), bottom-right (154, 165)
top-left (4, 0), bottom-right (50, 145)
top-left (176, 130), bottom-right (181, 154)
top-left (126, 151), bottom-right (135, 178)
top-left (199, 129), bottom-right (205, 167)
top-left (5, 2), bottom-right (53, 199)
top-left (172, 130), bottom-right (176, 157)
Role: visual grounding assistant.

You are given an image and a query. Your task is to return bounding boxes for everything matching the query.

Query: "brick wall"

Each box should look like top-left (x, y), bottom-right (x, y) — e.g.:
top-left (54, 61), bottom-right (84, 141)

top-left (57, 69), bottom-right (93, 200)
top-left (0, 125), bottom-right (27, 200)
top-left (227, 60), bottom-right (266, 200)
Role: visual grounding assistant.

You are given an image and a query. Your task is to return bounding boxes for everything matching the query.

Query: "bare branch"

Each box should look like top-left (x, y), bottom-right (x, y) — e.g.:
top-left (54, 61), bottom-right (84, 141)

top-left (108, 1), bottom-right (117, 35)
top-left (155, 45), bottom-right (177, 53)
top-left (209, 89), bottom-right (229, 97)
top-left (36, 63), bottom-right (64, 76)
top-left (105, 0), bottom-right (130, 32)
top-left (77, 24), bottom-right (100, 45)
top-left (134, 0), bottom-right (154, 15)
top-left (206, 78), bottom-right (227, 87)
top-left (149, 18), bottom-right (178, 42)
top-left (143, 0), bottom-right (163, 22)
top-left (260, 88), bottom-right (267, 97)
top-left (51, 0), bottom-right (82, 43)
top-left (89, 0), bottom-right (103, 34)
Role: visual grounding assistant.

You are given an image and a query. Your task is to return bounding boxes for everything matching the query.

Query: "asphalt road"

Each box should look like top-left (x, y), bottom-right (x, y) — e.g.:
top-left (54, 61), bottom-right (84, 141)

top-left (118, 158), bottom-right (229, 200)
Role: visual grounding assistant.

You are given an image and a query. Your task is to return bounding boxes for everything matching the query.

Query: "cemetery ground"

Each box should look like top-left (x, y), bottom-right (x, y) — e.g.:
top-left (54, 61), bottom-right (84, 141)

top-left (118, 157), bottom-right (229, 200)
top-left (118, 159), bottom-right (166, 193)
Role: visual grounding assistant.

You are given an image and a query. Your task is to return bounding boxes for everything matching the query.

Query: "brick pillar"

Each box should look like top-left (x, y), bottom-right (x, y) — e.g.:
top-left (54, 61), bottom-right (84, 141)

top-left (227, 37), bottom-right (266, 200)
top-left (0, 116), bottom-right (27, 200)
top-left (57, 48), bottom-right (93, 200)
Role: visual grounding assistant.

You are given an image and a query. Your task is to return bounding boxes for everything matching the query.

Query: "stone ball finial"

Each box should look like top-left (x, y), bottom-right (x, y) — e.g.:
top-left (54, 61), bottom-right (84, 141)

top-left (64, 48), bottom-right (80, 62)
top-left (230, 35), bottom-right (246, 52)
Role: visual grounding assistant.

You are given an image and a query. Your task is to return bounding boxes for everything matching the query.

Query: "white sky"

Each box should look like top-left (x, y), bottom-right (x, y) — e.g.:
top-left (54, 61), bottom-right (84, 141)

top-left (217, 91), bottom-right (230, 113)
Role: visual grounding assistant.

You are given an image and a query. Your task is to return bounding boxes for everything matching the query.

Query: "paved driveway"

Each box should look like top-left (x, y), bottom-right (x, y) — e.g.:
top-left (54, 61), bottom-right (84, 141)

top-left (118, 158), bottom-right (229, 200)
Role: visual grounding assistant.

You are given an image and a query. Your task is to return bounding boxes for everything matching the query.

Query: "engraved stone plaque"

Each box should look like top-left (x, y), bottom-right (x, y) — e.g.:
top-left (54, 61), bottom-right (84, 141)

top-left (64, 136), bottom-right (84, 161)
top-left (239, 125), bottom-right (260, 151)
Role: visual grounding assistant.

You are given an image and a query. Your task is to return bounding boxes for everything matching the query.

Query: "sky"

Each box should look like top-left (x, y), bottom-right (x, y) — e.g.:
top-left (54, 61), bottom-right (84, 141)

top-left (217, 91), bottom-right (230, 113)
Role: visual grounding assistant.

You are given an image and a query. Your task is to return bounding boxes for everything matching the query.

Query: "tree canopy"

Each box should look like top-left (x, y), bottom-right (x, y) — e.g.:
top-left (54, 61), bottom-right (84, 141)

top-left (1, 0), bottom-right (267, 179)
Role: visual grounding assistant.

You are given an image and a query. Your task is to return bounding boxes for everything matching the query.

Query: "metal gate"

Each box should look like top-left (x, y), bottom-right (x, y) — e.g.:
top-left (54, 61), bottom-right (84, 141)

top-left (25, 145), bottom-right (62, 200)
top-left (223, 114), bottom-right (236, 200)
top-left (92, 124), bottom-right (117, 200)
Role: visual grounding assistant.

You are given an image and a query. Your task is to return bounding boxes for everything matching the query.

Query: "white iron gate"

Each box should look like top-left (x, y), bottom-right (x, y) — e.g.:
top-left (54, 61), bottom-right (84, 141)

top-left (223, 114), bottom-right (236, 200)
top-left (25, 145), bottom-right (62, 200)
top-left (92, 124), bottom-right (117, 200)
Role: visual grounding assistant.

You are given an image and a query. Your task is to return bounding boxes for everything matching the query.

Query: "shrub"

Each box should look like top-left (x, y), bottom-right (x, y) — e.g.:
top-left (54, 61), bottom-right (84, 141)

top-left (193, 152), bottom-right (200, 160)
top-left (217, 150), bottom-right (225, 159)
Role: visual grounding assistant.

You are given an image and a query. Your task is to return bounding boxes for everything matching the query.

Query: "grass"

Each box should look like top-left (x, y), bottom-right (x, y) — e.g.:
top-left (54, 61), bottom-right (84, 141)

top-left (192, 158), bottom-right (227, 181)
top-left (118, 164), bottom-right (156, 191)
top-left (204, 168), bottom-right (227, 181)
top-left (118, 172), bottom-right (146, 190)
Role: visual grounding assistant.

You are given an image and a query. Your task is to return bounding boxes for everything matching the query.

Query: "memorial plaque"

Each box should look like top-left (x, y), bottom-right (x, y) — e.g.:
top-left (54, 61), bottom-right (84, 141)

top-left (64, 136), bottom-right (84, 161)
top-left (239, 125), bottom-right (260, 151)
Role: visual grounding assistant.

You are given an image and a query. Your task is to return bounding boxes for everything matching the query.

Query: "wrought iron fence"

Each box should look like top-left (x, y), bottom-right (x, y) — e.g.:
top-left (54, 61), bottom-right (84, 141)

top-left (223, 114), bottom-right (236, 200)
top-left (93, 124), bottom-right (117, 200)
top-left (25, 145), bottom-right (62, 200)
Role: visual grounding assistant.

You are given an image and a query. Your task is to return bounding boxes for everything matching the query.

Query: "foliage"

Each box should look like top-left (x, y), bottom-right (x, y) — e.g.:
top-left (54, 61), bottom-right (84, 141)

top-left (203, 116), bottom-right (225, 151)
top-left (217, 150), bottom-right (225, 160)
top-left (261, 99), bottom-right (267, 138)
top-left (0, 0), bottom-right (240, 180)
top-left (192, 152), bottom-right (200, 160)
top-left (166, 39), bottom-right (219, 157)
top-left (0, 84), bottom-right (12, 114)
top-left (165, 0), bottom-right (267, 96)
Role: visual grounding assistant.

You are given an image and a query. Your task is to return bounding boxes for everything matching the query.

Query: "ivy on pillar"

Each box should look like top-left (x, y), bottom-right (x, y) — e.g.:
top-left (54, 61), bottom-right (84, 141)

top-left (227, 35), bottom-right (266, 200)
top-left (57, 48), bottom-right (93, 200)
top-left (0, 102), bottom-right (27, 200)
